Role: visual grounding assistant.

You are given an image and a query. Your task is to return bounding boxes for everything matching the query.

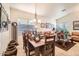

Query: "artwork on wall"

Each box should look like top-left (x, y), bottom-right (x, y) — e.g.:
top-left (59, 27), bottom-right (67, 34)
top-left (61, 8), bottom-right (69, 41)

top-left (0, 3), bottom-right (9, 31)
top-left (73, 21), bottom-right (79, 30)
top-left (46, 23), bottom-right (54, 29)
top-left (41, 23), bottom-right (46, 28)
top-left (40, 23), bottom-right (54, 29)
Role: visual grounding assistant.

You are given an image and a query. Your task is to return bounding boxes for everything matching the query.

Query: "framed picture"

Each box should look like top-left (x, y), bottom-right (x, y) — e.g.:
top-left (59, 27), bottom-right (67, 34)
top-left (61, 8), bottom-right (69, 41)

top-left (41, 23), bottom-right (46, 28)
top-left (73, 21), bottom-right (79, 30)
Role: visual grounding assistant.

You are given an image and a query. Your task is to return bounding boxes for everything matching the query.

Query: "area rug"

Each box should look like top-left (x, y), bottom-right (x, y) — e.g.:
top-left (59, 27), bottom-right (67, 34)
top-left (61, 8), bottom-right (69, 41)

top-left (55, 41), bottom-right (76, 51)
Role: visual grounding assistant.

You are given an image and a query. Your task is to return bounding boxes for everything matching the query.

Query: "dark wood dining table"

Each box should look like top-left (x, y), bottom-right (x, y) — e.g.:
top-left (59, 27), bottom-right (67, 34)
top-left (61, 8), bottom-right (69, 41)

top-left (28, 34), bottom-right (55, 56)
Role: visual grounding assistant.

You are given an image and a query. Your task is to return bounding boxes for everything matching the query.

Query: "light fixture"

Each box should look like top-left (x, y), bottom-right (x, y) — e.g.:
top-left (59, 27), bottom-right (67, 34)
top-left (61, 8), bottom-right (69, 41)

top-left (38, 19), bottom-right (41, 23)
top-left (34, 4), bottom-right (41, 24)
top-left (33, 4), bottom-right (37, 24)
top-left (33, 19), bottom-right (36, 22)
top-left (34, 4), bottom-right (41, 30)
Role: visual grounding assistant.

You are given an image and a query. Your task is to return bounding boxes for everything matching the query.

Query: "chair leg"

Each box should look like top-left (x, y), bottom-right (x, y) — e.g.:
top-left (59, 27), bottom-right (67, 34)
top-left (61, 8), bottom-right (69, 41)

top-left (23, 44), bottom-right (25, 49)
top-left (25, 49), bottom-right (27, 56)
top-left (27, 49), bottom-right (30, 56)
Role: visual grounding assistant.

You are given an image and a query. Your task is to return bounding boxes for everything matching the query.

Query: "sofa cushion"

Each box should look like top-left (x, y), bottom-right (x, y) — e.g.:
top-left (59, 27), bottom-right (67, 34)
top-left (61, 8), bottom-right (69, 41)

top-left (71, 32), bottom-right (79, 41)
top-left (72, 32), bottom-right (79, 36)
top-left (72, 38), bottom-right (79, 41)
top-left (72, 36), bottom-right (79, 39)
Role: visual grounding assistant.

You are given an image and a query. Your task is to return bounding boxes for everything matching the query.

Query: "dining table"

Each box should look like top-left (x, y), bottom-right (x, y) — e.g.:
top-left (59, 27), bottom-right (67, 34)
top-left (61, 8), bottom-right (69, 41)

top-left (28, 34), bottom-right (55, 56)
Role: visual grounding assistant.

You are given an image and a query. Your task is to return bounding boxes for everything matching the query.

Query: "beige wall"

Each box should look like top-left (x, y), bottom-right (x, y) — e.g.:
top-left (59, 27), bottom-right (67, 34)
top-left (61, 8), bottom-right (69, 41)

top-left (10, 8), bottom-right (49, 32)
top-left (10, 8), bottom-right (56, 31)
top-left (56, 11), bottom-right (79, 33)
top-left (10, 8), bottom-right (45, 22)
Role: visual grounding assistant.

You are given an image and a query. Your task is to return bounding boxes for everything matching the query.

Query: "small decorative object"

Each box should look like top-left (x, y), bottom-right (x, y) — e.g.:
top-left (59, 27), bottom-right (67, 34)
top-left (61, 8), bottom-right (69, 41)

top-left (2, 21), bottom-right (8, 28)
top-left (12, 22), bottom-right (17, 27)
top-left (33, 36), bottom-right (40, 43)
top-left (73, 21), bottom-right (79, 30)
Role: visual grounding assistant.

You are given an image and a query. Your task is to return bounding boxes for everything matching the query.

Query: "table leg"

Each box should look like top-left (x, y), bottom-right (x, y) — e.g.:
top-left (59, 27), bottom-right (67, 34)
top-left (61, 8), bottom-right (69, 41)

top-left (52, 42), bottom-right (55, 56)
top-left (27, 49), bottom-right (30, 56)
top-left (35, 47), bottom-right (40, 56)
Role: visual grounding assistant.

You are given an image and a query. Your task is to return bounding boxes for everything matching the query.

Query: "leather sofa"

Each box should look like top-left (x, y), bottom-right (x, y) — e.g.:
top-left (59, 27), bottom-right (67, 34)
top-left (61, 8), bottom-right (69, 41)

top-left (71, 32), bottom-right (79, 41)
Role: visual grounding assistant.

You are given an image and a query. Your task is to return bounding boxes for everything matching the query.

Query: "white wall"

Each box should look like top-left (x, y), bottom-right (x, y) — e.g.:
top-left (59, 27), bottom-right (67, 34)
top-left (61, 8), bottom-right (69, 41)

top-left (10, 8), bottom-right (47, 31)
top-left (47, 18), bottom-right (56, 28)
top-left (10, 8), bottom-right (45, 22)
top-left (56, 11), bottom-right (79, 33)
top-left (0, 3), bottom-right (11, 55)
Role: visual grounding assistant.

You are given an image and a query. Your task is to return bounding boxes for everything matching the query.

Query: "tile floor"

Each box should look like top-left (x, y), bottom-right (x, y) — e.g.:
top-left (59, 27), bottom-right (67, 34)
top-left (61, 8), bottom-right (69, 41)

top-left (17, 35), bottom-right (79, 56)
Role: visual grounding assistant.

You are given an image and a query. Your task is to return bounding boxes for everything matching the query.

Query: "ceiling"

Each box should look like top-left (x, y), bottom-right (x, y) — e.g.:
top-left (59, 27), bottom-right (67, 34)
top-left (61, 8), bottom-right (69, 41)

top-left (10, 3), bottom-right (78, 20)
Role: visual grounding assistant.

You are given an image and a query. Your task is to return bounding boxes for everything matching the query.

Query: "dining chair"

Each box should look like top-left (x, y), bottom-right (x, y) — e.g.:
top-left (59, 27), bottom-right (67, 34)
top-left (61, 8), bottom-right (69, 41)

top-left (41, 36), bottom-right (55, 56)
top-left (22, 32), bottom-right (28, 55)
top-left (22, 32), bottom-right (28, 49)
top-left (56, 31), bottom-right (69, 47)
top-left (24, 32), bottom-right (35, 56)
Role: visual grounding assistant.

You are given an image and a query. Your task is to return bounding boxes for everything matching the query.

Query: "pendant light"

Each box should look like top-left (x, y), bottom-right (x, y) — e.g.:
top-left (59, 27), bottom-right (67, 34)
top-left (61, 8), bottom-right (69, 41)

top-left (34, 3), bottom-right (37, 23)
top-left (34, 4), bottom-right (41, 29)
top-left (34, 4), bottom-right (41, 23)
